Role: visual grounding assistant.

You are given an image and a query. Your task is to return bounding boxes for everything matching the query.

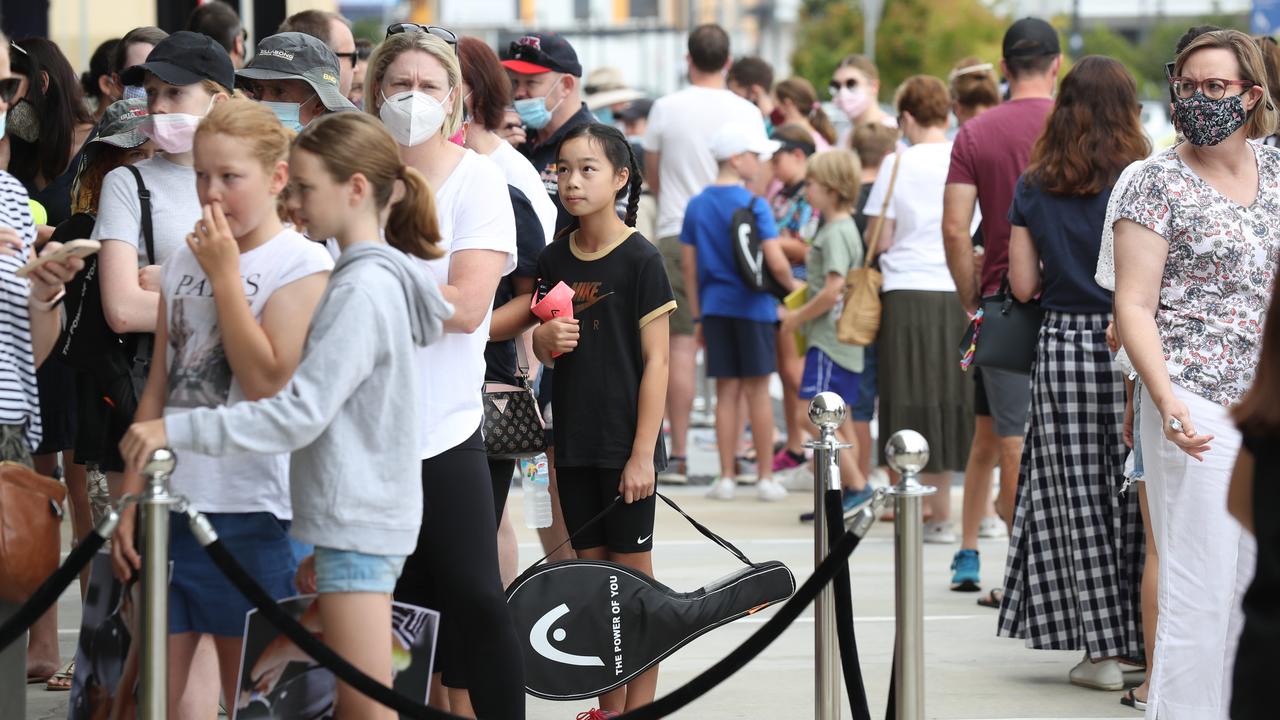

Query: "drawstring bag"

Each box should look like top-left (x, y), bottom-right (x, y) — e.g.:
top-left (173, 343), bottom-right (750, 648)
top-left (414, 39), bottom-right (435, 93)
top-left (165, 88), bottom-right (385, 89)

top-left (506, 493), bottom-right (795, 700)
top-left (836, 150), bottom-right (899, 346)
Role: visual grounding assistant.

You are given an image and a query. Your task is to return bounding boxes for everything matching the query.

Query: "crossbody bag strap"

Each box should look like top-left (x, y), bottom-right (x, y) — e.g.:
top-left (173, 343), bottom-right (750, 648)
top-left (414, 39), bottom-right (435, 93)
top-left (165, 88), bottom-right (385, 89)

top-left (511, 491), bottom-right (757, 587)
top-left (123, 165), bottom-right (156, 266)
top-left (514, 336), bottom-right (531, 383)
top-left (862, 149), bottom-right (902, 269)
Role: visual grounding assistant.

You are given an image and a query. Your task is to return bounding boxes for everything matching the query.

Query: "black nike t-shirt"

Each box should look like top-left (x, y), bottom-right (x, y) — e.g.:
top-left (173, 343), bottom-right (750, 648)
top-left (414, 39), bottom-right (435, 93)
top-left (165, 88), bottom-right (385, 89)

top-left (535, 230), bottom-right (676, 470)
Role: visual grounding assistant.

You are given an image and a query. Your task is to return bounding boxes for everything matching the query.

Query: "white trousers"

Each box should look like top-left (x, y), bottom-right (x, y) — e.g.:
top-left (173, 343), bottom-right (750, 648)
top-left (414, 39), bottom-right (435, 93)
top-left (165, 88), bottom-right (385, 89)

top-left (1140, 384), bottom-right (1255, 720)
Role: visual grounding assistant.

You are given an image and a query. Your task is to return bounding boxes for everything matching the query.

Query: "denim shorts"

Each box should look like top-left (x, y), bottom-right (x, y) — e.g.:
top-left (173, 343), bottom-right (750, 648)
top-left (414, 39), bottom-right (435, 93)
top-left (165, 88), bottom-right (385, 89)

top-left (170, 511), bottom-right (297, 636)
top-left (313, 547), bottom-right (407, 594)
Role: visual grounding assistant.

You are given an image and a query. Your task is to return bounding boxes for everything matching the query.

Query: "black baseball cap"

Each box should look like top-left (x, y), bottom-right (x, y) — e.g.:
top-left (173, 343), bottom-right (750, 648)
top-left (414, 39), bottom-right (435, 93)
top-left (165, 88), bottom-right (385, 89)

top-left (1002, 17), bottom-right (1061, 59)
top-left (502, 33), bottom-right (582, 77)
top-left (236, 33), bottom-right (356, 113)
top-left (121, 30), bottom-right (234, 91)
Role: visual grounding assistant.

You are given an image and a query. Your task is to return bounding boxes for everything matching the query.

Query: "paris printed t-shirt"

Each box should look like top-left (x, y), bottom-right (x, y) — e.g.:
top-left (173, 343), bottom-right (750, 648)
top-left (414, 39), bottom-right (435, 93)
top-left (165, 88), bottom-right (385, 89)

top-left (535, 230), bottom-right (676, 469)
top-left (161, 227), bottom-right (334, 517)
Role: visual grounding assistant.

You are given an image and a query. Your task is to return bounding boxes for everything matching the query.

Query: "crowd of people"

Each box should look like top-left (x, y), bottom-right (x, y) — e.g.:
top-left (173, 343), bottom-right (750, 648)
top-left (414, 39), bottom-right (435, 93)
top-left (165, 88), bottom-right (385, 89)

top-left (0, 3), bottom-right (1275, 720)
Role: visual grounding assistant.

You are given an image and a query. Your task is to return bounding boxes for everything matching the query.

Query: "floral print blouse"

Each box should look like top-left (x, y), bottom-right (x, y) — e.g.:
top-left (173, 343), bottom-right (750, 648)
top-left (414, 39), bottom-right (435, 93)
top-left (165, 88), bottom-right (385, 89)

top-left (1117, 143), bottom-right (1280, 407)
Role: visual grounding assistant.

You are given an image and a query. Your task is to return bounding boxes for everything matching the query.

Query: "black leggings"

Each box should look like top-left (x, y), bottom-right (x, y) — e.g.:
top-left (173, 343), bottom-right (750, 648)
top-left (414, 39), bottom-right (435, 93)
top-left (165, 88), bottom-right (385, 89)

top-left (488, 458), bottom-right (515, 523)
top-left (394, 426), bottom-right (525, 718)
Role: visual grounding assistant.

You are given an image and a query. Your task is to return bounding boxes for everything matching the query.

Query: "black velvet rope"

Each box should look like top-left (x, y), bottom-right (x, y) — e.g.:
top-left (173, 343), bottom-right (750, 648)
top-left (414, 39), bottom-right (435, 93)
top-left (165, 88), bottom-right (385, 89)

top-left (826, 487), bottom-right (873, 720)
top-left (201, 520), bottom-right (870, 719)
top-left (0, 531), bottom-right (106, 651)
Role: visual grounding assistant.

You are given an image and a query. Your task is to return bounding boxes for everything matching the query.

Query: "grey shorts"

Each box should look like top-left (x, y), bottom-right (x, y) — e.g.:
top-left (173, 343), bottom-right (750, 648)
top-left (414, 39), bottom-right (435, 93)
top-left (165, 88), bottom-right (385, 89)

top-left (658, 234), bottom-right (694, 336)
top-left (974, 367), bottom-right (1031, 438)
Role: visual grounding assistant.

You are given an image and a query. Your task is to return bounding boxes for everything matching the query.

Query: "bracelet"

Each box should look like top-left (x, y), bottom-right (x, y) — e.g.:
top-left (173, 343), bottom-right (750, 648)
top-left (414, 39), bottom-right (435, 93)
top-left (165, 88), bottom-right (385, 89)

top-left (30, 288), bottom-right (65, 313)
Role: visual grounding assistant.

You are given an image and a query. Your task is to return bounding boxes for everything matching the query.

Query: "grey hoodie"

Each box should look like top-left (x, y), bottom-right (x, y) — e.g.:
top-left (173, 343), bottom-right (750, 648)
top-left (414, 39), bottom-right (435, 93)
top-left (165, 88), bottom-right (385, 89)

top-left (166, 243), bottom-right (453, 555)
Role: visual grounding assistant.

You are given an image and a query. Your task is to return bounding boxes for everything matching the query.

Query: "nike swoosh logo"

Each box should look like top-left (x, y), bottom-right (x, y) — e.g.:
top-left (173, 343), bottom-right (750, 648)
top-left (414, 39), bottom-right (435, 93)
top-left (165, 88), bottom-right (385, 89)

top-left (636, 534), bottom-right (653, 544)
top-left (573, 291), bottom-right (614, 315)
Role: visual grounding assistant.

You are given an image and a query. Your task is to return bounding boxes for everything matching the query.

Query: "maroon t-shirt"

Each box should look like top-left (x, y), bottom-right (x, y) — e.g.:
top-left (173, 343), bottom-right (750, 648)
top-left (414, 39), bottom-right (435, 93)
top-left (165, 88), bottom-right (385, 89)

top-left (946, 97), bottom-right (1053, 296)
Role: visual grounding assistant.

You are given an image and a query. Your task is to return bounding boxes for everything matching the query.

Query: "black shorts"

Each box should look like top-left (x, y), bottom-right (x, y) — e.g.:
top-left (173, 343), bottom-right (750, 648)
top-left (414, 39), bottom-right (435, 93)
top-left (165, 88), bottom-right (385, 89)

top-left (703, 315), bottom-right (777, 378)
top-left (556, 466), bottom-right (655, 554)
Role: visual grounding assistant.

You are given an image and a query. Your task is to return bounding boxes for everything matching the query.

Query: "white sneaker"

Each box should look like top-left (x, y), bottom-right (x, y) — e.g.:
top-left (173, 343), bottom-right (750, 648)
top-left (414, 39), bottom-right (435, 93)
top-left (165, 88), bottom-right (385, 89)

top-left (1068, 655), bottom-right (1124, 691)
top-left (757, 478), bottom-right (787, 502)
top-left (706, 477), bottom-right (737, 500)
top-left (978, 516), bottom-right (1006, 538)
top-left (778, 465), bottom-right (814, 491)
top-left (923, 521), bottom-right (957, 544)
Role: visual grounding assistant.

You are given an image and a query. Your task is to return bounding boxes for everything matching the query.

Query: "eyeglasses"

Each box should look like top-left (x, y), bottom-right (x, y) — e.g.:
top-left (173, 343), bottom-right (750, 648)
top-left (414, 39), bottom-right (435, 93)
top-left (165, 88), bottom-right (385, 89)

top-left (386, 23), bottom-right (458, 51)
top-left (334, 51), bottom-right (359, 69)
top-left (828, 78), bottom-right (859, 94)
top-left (1169, 76), bottom-right (1256, 100)
top-left (0, 78), bottom-right (20, 104)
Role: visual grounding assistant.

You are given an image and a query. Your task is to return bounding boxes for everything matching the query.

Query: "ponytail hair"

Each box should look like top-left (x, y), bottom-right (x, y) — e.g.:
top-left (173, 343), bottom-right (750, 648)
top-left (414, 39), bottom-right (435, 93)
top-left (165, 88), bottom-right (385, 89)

top-left (554, 123), bottom-right (643, 238)
top-left (775, 77), bottom-right (837, 145)
top-left (295, 113), bottom-right (443, 260)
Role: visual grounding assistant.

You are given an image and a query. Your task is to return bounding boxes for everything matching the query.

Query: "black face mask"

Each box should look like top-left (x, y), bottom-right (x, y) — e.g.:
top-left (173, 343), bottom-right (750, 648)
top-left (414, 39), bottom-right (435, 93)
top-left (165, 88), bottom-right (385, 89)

top-left (8, 97), bottom-right (38, 143)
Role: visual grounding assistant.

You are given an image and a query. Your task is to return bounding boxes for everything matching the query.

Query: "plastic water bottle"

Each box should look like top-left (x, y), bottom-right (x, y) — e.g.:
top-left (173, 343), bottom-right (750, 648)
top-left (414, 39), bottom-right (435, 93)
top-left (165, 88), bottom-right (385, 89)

top-left (521, 454), bottom-right (553, 529)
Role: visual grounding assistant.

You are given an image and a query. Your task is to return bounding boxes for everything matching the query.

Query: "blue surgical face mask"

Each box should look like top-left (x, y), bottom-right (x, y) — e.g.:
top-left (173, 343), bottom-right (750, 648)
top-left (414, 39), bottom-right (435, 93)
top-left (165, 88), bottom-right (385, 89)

top-left (514, 82), bottom-right (565, 131)
top-left (595, 108), bottom-right (614, 125)
top-left (123, 85), bottom-right (147, 101)
top-left (263, 100), bottom-right (304, 132)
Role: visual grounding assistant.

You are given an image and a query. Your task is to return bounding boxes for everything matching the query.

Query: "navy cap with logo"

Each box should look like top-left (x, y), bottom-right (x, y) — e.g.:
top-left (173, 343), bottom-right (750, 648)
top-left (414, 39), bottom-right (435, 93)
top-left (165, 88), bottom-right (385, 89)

top-left (1002, 17), bottom-right (1061, 59)
top-left (121, 30), bottom-right (235, 91)
top-left (502, 33), bottom-right (582, 77)
top-left (236, 32), bottom-right (356, 113)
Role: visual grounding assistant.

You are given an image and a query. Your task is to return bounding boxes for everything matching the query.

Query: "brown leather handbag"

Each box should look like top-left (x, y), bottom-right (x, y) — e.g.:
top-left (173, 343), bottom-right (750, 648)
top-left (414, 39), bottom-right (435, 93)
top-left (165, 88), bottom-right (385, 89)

top-left (0, 462), bottom-right (66, 602)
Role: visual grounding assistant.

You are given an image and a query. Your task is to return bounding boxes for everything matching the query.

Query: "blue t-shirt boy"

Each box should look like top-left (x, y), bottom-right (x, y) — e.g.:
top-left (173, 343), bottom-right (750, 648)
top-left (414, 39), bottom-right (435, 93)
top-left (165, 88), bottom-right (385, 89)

top-left (680, 184), bottom-right (780, 324)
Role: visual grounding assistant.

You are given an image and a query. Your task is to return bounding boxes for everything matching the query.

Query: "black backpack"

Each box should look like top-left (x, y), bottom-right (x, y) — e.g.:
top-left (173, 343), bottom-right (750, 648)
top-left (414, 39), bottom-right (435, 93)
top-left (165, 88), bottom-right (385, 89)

top-left (730, 204), bottom-right (789, 300)
top-left (55, 164), bottom-right (155, 390)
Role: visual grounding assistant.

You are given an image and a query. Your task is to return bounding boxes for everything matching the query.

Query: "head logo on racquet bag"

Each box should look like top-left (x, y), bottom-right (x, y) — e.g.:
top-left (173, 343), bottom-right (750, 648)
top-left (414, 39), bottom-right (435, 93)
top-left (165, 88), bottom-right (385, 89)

top-left (506, 494), bottom-right (795, 700)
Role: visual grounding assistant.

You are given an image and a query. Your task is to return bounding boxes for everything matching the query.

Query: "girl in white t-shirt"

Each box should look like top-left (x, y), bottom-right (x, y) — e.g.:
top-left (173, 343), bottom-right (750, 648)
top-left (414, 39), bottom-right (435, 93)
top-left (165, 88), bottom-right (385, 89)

top-left (112, 99), bottom-right (333, 711)
top-left (363, 30), bottom-right (523, 718)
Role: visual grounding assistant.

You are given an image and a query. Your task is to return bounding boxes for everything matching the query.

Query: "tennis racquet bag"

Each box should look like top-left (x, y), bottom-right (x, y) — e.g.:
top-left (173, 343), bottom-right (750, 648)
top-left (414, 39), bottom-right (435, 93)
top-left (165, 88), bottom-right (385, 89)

top-left (506, 493), bottom-right (796, 701)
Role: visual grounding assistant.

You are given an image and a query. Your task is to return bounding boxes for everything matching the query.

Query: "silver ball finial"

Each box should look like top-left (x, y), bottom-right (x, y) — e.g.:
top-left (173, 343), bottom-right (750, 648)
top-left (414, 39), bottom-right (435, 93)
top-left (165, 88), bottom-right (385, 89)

top-left (807, 392), bottom-right (847, 429)
top-left (884, 430), bottom-right (930, 475)
top-left (142, 447), bottom-right (177, 477)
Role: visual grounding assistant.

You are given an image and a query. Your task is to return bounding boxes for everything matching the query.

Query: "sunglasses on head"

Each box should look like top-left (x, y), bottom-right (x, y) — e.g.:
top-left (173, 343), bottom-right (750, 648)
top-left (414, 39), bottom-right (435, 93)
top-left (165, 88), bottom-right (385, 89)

top-left (386, 23), bottom-right (458, 51)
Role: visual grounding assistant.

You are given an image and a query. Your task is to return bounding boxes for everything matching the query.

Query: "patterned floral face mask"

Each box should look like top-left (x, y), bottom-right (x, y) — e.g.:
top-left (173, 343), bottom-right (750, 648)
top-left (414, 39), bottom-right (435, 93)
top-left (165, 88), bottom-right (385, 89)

top-left (1174, 92), bottom-right (1247, 146)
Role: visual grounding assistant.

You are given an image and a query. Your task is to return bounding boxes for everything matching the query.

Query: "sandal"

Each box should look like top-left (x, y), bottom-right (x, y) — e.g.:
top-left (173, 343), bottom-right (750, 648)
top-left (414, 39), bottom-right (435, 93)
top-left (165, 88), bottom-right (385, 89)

top-left (977, 588), bottom-right (1003, 608)
top-left (1120, 688), bottom-right (1147, 711)
top-left (45, 660), bottom-right (74, 691)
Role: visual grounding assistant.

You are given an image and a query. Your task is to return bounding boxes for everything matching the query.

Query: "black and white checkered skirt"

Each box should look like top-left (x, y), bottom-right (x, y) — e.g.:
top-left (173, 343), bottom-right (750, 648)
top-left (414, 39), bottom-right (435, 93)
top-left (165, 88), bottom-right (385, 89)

top-left (996, 311), bottom-right (1145, 660)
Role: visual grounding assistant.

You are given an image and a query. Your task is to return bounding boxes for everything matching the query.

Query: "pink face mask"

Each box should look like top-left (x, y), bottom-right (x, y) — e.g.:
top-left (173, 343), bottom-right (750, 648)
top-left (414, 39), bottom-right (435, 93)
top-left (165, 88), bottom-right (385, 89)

top-left (448, 126), bottom-right (466, 147)
top-left (834, 87), bottom-right (871, 120)
top-left (140, 112), bottom-right (202, 154)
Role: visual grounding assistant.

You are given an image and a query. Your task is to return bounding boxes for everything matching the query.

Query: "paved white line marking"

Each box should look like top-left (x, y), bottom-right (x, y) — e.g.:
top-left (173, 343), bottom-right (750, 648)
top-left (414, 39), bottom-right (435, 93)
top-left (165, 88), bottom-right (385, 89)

top-left (737, 614), bottom-right (981, 625)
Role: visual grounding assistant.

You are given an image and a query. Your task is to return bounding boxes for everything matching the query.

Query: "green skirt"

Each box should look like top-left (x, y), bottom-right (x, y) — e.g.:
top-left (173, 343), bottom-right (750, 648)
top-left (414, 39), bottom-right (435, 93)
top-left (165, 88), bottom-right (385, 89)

top-left (876, 289), bottom-right (974, 474)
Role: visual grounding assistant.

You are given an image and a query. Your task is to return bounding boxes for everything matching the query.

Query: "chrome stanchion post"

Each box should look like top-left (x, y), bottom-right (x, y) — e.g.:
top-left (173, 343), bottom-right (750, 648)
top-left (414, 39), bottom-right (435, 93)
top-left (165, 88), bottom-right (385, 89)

top-left (141, 448), bottom-right (177, 719)
top-left (884, 430), bottom-right (934, 720)
top-left (805, 392), bottom-right (851, 720)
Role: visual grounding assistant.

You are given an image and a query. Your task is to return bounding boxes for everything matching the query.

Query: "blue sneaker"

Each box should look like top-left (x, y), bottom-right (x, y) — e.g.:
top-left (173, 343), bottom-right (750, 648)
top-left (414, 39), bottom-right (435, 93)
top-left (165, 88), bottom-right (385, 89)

top-left (950, 549), bottom-right (980, 592)
top-left (841, 485), bottom-right (876, 518)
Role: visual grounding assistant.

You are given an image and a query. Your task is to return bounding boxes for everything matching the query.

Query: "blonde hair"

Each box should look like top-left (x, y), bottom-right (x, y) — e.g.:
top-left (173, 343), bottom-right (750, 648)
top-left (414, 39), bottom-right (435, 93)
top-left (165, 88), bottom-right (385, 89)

top-left (364, 32), bottom-right (464, 139)
top-left (295, 112), bottom-right (443, 260)
top-left (1176, 29), bottom-right (1279, 139)
top-left (806, 149), bottom-right (862, 210)
top-left (196, 98), bottom-right (293, 171)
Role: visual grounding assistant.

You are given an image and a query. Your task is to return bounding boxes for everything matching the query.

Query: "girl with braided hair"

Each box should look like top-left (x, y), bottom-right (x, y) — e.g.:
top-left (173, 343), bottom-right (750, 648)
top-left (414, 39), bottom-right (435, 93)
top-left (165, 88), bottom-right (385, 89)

top-left (531, 122), bottom-right (674, 717)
